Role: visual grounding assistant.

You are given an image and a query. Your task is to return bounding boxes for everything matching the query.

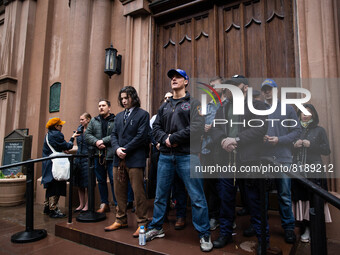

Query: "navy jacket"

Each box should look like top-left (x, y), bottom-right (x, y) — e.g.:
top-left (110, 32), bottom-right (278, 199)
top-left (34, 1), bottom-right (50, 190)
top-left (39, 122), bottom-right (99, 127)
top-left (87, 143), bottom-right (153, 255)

top-left (111, 107), bottom-right (150, 168)
top-left (42, 129), bottom-right (74, 186)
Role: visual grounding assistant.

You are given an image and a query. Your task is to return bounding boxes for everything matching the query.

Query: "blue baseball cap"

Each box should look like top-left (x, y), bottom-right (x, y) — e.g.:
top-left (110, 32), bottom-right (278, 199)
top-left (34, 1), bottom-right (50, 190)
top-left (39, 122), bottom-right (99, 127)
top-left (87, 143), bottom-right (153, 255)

top-left (167, 69), bottom-right (189, 81)
top-left (261, 79), bottom-right (277, 89)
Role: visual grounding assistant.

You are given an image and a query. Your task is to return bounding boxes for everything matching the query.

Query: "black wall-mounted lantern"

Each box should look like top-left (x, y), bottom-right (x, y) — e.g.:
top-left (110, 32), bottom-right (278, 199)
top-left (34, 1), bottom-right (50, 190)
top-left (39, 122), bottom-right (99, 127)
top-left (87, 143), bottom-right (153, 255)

top-left (104, 44), bottom-right (122, 78)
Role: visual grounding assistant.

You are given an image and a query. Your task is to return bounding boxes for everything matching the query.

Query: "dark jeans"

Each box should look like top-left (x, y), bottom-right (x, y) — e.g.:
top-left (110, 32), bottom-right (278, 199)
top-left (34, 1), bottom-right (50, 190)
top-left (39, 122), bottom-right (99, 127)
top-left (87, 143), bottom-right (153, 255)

top-left (246, 181), bottom-right (269, 243)
top-left (217, 178), bottom-right (237, 237)
top-left (201, 153), bottom-right (220, 220)
top-left (275, 173), bottom-right (295, 230)
top-left (94, 158), bottom-right (117, 205)
top-left (237, 178), bottom-right (250, 212)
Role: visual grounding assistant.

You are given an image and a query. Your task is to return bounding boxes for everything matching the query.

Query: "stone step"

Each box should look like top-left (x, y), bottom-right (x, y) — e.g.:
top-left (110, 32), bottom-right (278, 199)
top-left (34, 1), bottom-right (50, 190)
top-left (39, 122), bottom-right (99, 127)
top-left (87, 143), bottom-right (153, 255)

top-left (55, 204), bottom-right (294, 255)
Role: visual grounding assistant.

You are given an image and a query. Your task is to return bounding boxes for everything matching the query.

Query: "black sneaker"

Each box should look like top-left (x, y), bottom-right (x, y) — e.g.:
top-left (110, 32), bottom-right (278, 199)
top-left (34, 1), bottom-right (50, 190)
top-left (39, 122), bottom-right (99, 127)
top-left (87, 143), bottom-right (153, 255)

top-left (284, 229), bottom-right (296, 243)
top-left (243, 225), bottom-right (256, 237)
top-left (213, 235), bottom-right (232, 248)
top-left (49, 209), bottom-right (66, 218)
top-left (43, 205), bottom-right (50, 215)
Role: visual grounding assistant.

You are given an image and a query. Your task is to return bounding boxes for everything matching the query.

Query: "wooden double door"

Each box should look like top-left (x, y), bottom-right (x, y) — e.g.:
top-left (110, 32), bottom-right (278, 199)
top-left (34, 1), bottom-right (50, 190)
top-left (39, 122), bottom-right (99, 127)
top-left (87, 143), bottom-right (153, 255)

top-left (152, 0), bottom-right (295, 114)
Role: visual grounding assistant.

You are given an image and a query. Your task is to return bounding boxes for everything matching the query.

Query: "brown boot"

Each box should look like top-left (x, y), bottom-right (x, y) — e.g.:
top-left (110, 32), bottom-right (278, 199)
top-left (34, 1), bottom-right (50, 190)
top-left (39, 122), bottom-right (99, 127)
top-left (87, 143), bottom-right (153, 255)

top-left (104, 222), bottom-right (128, 232)
top-left (97, 203), bottom-right (110, 213)
top-left (133, 226), bottom-right (147, 238)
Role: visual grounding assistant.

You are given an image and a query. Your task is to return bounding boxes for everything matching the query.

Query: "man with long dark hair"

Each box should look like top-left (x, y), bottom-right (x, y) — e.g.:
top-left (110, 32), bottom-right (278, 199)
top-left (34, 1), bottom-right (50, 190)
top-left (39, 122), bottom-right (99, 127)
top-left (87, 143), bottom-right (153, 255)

top-left (105, 86), bottom-right (150, 238)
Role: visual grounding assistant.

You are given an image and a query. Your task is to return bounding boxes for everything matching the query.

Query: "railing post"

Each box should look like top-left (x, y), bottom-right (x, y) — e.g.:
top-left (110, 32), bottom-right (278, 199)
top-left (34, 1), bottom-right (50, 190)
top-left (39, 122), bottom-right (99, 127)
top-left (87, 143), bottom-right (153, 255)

top-left (11, 162), bottom-right (47, 243)
top-left (68, 155), bottom-right (74, 224)
top-left (310, 194), bottom-right (327, 255)
top-left (26, 161), bottom-right (34, 231)
top-left (88, 154), bottom-right (95, 210)
top-left (260, 178), bottom-right (267, 255)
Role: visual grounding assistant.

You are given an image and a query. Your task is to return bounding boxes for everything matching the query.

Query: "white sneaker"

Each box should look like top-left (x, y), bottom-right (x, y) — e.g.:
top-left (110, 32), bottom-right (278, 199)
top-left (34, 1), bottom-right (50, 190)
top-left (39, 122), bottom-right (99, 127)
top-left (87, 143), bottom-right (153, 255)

top-left (200, 235), bottom-right (213, 252)
top-left (145, 228), bottom-right (165, 241)
top-left (301, 227), bottom-right (310, 243)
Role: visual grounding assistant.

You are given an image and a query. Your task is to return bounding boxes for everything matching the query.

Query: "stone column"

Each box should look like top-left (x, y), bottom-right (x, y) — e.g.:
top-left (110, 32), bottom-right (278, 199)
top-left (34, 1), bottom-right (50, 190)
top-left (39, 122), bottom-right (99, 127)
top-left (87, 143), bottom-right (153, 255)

top-left (296, 0), bottom-right (340, 240)
top-left (0, 0), bottom-right (37, 161)
top-left (116, 0), bottom-right (152, 112)
top-left (296, 0), bottom-right (340, 185)
top-left (63, 0), bottom-right (92, 129)
top-left (86, 0), bottom-right (111, 112)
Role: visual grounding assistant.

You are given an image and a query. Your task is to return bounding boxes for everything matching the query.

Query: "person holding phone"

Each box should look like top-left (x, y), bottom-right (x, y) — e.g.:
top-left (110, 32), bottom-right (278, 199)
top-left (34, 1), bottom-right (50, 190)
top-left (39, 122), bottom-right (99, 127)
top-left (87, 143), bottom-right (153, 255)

top-left (42, 117), bottom-right (78, 218)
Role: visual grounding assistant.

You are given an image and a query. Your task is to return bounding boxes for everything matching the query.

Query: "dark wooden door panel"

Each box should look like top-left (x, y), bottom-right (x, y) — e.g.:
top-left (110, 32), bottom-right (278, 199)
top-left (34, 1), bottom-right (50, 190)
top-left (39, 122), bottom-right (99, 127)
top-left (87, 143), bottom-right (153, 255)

top-left (243, 1), bottom-right (266, 78)
top-left (220, 5), bottom-right (244, 77)
top-left (194, 14), bottom-right (215, 80)
top-left (152, 0), bottom-right (295, 114)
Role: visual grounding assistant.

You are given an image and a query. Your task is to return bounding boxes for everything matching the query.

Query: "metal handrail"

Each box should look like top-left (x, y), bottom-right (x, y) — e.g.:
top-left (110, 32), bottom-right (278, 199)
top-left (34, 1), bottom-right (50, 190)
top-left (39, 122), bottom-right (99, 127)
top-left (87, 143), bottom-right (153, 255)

top-left (1, 154), bottom-right (88, 243)
top-left (288, 171), bottom-right (340, 210)
top-left (0, 154), bottom-right (87, 170)
top-left (260, 156), bottom-right (340, 255)
top-left (260, 156), bottom-right (340, 210)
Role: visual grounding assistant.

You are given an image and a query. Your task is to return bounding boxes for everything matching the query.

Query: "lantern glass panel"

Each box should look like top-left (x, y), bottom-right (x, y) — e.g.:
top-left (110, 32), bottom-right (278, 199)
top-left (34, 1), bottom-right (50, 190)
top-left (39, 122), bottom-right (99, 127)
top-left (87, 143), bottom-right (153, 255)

top-left (105, 51), bottom-right (110, 70)
top-left (110, 51), bottom-right (114, 70)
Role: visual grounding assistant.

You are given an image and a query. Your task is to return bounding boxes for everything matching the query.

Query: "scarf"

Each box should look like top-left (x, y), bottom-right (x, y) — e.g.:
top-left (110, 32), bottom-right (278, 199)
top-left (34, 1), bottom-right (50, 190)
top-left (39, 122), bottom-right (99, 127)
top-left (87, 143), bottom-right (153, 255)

top-left (300, 119), bottom-right (313, 128)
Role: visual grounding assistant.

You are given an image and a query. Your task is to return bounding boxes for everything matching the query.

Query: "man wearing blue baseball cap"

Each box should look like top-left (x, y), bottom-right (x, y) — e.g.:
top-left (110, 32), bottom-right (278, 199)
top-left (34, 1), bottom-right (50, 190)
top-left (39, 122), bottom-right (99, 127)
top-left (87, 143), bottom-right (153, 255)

top-left (260, 78), bottom-right (301, 244)
top-left (146, 68), bottom-right (213, 252)
top-left (167, 68), bottom-right (190, 82)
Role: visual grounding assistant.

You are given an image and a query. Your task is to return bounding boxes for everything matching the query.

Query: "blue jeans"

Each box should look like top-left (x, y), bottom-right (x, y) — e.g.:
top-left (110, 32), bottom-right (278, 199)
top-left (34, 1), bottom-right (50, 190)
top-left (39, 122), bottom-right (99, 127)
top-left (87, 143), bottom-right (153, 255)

top-left (94, 159), bottom-right (117, 205)
top-left (148, 153), bottom-right (210, 238)
top-left (172, 173), bottom-right (187, 219)
top-left (275, 172), bottom-right (295, 230)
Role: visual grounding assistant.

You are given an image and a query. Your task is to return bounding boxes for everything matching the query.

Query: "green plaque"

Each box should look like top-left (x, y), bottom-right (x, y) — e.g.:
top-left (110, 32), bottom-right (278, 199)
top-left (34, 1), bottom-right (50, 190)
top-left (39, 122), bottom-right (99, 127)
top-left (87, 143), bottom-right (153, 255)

top-left (49, 82), bottom-right (61, 112)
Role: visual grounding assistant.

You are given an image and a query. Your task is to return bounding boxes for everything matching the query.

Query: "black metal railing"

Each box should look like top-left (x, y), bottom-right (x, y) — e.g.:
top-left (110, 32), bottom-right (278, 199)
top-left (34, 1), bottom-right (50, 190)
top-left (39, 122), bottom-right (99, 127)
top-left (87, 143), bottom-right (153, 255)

top-left (259, 157), bottom-right (340, 255)
top-left (0, 154), bottom-right (88, 243)
top-left (2, 154), bottom-right (340, 254)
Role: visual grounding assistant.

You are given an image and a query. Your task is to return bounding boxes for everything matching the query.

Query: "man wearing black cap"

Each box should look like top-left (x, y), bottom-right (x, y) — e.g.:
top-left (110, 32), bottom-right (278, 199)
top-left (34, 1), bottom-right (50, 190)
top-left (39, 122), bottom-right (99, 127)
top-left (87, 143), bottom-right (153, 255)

top-left (146, 69), bottom-right (213, 252)
top-left (211, 75), bottom-right (269, 253)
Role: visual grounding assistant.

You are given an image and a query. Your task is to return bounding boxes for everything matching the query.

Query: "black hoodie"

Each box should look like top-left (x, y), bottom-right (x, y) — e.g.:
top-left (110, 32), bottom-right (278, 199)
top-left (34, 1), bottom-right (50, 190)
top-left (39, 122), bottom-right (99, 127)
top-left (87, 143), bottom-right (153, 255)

top-left (152, 92), bottom-right (204, 155)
